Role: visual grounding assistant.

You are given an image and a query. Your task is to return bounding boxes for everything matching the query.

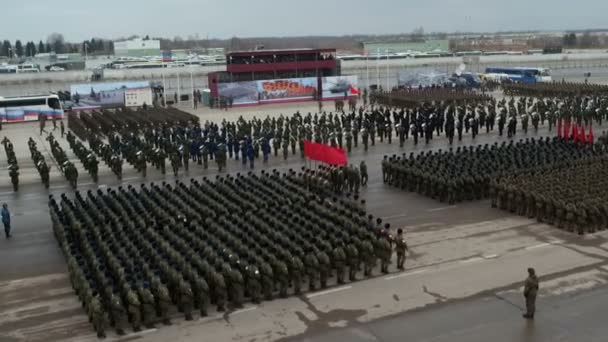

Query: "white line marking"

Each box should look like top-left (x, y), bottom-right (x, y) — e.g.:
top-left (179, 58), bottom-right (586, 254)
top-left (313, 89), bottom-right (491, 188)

top-left (122, 177), bottom-right (141, 182)
top-left (427, 205), bottom-right (457, 212)
top-left (79, 182), bottom-right (95, 186)
top-left (98, 185), bottom-right (107, 189)
top-left (50, 185), bottom-right (68, 190)
top-left (306, 286), bottom-right (352, 298)
top-left (460, 257), bottom-right (484, 264)
top-left (124, 328), bottom-right (157, 338)
top-left (232, 306), bottom-right (258, 315)
top-left (385, 269), bottom-right (427, 280)
top-left (0, 191), bottom-right (14, 196)
top-left (526, 243), bottom-right (550, 250)
top-left (384, 213), bottom-right (408, 220)
top-left (483, 254), bottom-right (499, 259)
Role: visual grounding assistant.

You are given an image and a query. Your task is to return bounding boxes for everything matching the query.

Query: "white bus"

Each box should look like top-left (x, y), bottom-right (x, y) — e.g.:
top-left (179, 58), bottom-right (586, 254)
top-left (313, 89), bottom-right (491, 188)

top-left (0, 94), bottom-right (63, 123)
top-left (16, 64), bottom-right (40, 73)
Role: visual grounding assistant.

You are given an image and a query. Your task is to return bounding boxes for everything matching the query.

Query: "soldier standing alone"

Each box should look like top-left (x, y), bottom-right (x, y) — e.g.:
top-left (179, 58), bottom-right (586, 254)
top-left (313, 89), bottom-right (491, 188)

top-left (2, 203), bottom-right (11, 239)
top-left (523, 267), bottom-right (539, 319)
top-left (395, 228), bottom-right (408, 270)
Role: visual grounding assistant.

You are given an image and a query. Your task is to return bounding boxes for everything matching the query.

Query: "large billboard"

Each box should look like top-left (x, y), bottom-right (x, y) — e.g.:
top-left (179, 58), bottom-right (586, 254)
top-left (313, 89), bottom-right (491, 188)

top-left (70, 81), bottom-right (151, 109)
top-left (321, 76), bottom-right (359, 99)
top-left (257, 78), bottom-right (317, 103)
top-left (217, 81), bottom-right (259, 105)
top-left (217, 77), bottom-right (318, 105)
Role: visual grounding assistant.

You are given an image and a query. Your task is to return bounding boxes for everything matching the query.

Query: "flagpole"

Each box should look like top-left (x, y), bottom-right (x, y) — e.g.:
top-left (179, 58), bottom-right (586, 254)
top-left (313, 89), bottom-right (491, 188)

top-left (190, 67), bottom-right (195, 109)
top-left (177, 72), bottom-right (181, 105)
top-left (366, 52), bottom-right (370, 90)
top-left (162, 62), bottom-right (167, 108)
top-left (376, 48), bottom-right (380, 89)
top-left (386, 49), bottom-right (390, 91)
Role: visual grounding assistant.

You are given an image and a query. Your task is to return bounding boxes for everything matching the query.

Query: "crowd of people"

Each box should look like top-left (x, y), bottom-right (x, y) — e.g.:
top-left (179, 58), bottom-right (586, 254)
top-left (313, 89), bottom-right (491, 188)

top-left (490, 156), bottom-right (608, 235)
top-left (382, 137), bottom-right (607, 204)
top-left (50, 169), bottom-right (405, 337)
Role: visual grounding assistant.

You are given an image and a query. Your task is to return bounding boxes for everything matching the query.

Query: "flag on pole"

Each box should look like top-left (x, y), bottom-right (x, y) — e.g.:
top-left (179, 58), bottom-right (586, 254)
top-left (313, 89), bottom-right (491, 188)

top-left (304, 141), bottom-right (348, 165)
top-left (349, 86), bottom-right (360, 95)
top-left (588, 122), bottom-right (594, 143)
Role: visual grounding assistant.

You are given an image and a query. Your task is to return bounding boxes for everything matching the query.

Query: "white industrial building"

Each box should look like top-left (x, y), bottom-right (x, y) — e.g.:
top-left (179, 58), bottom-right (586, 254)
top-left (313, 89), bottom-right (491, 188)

top-left (114, 39), bottom-right (161, 58)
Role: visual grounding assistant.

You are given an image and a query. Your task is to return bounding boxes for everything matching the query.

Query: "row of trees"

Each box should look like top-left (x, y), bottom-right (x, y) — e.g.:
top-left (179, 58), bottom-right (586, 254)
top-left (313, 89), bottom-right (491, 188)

top-left (562, 32), bottom-right (607, 49)
top-left (0, 33), bottom-right (114, 58)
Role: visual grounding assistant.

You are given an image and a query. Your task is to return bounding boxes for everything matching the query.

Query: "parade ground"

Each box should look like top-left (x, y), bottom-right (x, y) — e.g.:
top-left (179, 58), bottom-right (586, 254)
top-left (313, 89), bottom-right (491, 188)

top-left (2, 89), bottom-right (608, 342)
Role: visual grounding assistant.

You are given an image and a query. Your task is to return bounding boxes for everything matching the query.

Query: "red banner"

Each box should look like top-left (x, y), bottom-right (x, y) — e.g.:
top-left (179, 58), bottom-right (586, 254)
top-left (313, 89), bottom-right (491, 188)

top-left (579, 124), bottom-right (586, 143)
top-left (304, 141), bottom-right (348, 165)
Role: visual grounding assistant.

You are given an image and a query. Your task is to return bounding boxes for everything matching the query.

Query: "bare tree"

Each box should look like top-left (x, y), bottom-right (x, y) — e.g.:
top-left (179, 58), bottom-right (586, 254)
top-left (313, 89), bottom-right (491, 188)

top-left (47, 32), bottom-right (65, 53)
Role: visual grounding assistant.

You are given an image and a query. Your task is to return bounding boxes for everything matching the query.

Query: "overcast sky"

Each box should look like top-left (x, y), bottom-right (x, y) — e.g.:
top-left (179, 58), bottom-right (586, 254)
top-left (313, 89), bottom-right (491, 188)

top-left (4, 0), bottom-right (608, 42)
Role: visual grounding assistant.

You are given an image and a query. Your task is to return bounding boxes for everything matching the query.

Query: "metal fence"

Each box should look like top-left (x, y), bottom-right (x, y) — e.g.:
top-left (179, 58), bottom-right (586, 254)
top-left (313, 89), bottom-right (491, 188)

top-left (2, 56), bottom-right (608, 97)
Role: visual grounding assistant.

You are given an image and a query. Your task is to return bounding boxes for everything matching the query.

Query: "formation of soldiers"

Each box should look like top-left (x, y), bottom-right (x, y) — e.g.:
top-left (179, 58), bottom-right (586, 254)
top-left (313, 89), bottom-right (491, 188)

top-left (66, 132), bottom-right (100, 182)
top-left (490, 156), bottom-right (608, 234)
top-left (50, 170), bottom-right (404, 337)
top-left (302, 163), bottom-right (369, 197)
top-left (27, 138), bottom-right (51, 188)
top-left (504, 81), bottom-right (608, 97)
top-left (373, 88), bottom-right (493, 108)
top-left (47, 133), bottom-right (79, 189)
top-left (2, 137), bottom-right (19, 191)
top-left (383, 137), bottom-right (606, 204)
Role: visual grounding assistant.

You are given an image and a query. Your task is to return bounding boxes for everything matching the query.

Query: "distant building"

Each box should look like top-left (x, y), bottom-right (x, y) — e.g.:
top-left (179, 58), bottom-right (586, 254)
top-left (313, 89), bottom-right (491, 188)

top-left (170, 48), bottom-right (226, 59)
top-left (363, 40), bottom-right (449, 54)
top-left (449, 35), bottom-right (532, 53)
top-left (114, 39), bottom-right (161, 57)
top-left (30, 52), bottom-right (85, 70)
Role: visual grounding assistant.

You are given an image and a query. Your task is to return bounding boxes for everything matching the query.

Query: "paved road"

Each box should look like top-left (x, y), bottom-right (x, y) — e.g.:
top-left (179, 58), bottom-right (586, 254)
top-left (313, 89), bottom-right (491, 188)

top-left (290, 285), bottom-right (608, 342)
top-left (1, 94), bottom-right (608, 341)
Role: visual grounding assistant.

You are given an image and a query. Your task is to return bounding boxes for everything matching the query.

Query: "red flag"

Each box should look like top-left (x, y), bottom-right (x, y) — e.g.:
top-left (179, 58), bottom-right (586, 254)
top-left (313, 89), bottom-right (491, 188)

top-left (579, 124), bottom-right (586, 143)
top-left (349, 86), bottom-right (360, 95)
top-left (588, 122), bottom-right (594, 143)
top-left (304, 141), bottom-right (322, 161)
top-left (327, 146), bottom-right (348, 165)
top-left (557, 119), bottom-right (562, 138)
top-left (572, 122), bottom-right (578, 140)
top-left (304, 141), bottom-right (348, 165)
top-left (563, 119), bottom-right (570, 139)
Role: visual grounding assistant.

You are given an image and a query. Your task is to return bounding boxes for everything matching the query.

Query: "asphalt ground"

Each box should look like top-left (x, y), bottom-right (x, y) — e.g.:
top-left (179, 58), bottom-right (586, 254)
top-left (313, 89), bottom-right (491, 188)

top-left (2, 77), bottom-right (608, 341)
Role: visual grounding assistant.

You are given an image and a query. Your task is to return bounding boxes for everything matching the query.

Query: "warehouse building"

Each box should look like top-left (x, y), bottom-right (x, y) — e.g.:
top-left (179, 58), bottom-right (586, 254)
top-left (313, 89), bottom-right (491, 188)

top-left (114, 38), bottom-right (161, 57)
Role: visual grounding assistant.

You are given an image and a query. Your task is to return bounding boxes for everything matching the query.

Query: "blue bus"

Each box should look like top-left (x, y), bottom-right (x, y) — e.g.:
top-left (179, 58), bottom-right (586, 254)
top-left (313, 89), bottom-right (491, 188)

top-left (484, 67), bottom-right (552, 84)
